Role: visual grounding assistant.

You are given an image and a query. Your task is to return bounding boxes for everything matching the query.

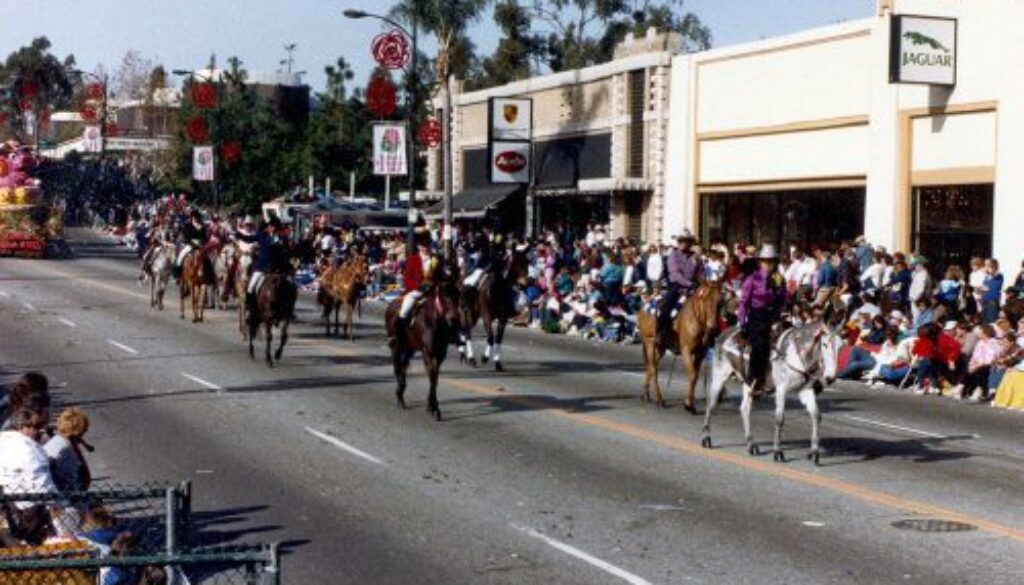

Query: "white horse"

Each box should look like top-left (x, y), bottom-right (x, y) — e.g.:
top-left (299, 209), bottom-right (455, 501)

top-left (213, 242), bottom-right (239, 311)
top-left (144, 244), bottom-right (175, 310)
top-left (700, 320), bottom-right (842, 465)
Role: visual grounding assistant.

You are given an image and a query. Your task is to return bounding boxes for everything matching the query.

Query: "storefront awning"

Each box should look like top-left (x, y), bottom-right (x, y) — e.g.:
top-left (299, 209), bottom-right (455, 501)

top-left (426, 185), bottom-right (521, 219)
top-left (532, 178), bottom-right (653, 197)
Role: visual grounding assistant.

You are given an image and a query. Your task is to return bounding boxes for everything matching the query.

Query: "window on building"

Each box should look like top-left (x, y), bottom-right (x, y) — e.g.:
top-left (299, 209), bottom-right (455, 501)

top-left (627, 70), bottom-right (646, 179)
top-left (700, 188), bottom-right (865, 252)
top-left (912, 184), bottom-right (993, 271)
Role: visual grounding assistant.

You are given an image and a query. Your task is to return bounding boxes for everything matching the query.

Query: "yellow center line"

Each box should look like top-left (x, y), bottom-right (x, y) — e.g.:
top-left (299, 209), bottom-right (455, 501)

top-left (445, 377), bottom-right (1024, 543)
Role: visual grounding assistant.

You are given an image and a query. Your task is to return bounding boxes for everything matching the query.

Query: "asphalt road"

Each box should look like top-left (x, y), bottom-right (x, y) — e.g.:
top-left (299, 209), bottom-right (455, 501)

top-left (0, 228), bottom-right (1021, 584)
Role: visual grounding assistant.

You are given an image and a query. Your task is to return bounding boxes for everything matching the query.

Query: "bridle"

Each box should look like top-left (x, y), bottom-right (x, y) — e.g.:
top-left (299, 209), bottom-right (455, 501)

top-left (776, 325), bottom-right (836, 386)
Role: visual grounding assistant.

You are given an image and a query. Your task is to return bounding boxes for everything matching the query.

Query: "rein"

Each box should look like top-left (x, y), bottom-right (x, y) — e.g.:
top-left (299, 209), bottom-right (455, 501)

top-left (775, 328), bottom-right (823, 386)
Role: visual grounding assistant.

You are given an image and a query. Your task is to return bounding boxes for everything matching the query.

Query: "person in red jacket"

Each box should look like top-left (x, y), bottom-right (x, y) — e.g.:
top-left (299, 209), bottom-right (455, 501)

top-left (395, 242), bottom-right (437, 337)
top-left (911, 322), bottom-right (961, 394)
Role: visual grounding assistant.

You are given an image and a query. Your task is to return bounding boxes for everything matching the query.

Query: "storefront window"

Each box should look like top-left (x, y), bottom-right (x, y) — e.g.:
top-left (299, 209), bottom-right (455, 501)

top-left (913, 184), bottom-right (993, 271)
top-left (700, 188), bottom-right (865, 253)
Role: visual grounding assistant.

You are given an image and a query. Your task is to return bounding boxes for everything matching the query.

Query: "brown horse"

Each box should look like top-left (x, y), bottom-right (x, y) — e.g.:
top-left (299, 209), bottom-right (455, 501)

top-left (457, 247), bottom-right (529, 372)
top-left (179, 249), bottom-right (214, 323)
top-left (637, 283), bottom-right (723, 413)
top-left (248, 273), bottom-right (297, 367)
top-left (384, 278), bottom-right (461, 421)
top-left (318, 255), bottom-right (369, 340)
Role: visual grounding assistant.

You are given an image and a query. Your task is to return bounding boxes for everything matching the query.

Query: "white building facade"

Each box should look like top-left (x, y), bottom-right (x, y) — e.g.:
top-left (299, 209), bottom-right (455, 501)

top-left (665, 0), bottom-right (1023, 269)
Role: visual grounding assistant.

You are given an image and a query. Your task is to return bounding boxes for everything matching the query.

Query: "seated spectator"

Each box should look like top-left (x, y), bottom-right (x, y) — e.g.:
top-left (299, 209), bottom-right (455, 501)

top-left (987, 335), bottom-right (1023, 395)
top-left (838, 322), bottom-right (890, 380)
top-left (44, 407), bottom-right (92, 493)
top-left (1006, 259), bottom-right (1024, 298)
top-left (911, 322), bottom-right (961, 395)
top-left (874, 334), bottom-right (918, 386)
top-left (978, 258), bottom-right (1004, 324)
top-left (2, 371), bottom-right (50, 430)
top-left (0, 408), bottom-right (57, 545)
top-left (956, 324), bottom-right (1000, 401)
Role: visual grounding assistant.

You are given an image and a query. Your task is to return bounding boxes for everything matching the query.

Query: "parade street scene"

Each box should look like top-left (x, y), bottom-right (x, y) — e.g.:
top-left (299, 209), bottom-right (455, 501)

top-left (1, 0), bottom-right (1022, 583)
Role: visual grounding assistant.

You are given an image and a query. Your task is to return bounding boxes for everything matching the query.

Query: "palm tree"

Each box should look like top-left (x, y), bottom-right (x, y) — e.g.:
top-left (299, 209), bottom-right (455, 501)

top-left (324, 57), bottom-right (355, 102)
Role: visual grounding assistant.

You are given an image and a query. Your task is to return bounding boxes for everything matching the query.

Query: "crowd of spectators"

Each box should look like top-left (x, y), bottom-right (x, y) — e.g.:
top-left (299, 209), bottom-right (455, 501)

top-left (0, 372), bottom-right (164, 583)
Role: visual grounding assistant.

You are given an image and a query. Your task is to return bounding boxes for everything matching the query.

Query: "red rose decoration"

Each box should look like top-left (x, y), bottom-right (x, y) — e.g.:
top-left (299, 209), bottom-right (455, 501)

top-left (220, 141), bottom-right (241, 165)
top-left (191, 82), bottom-right (217, 109)
top-left (417, 118), bottom-right (442, 148)
top-left (19, 99), bottom-right (33, 112)
top-left (366, 75), bottom-right (397, 118)
top-left (79, 105), bottom-right (98, 122)
top-left (86, 83), bottom-right (105, 101)
top-left (0, 159), bottom-right (9, 178)
top-left (17, 81), bottom-right (38, 99)
top-left (372, 30), bottom-right (411, 70)
top-left (185, 116), bottom-right (210, 143)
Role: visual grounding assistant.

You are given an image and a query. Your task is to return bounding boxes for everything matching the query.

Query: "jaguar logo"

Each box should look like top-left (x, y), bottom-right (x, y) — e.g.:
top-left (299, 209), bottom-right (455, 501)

top-left (903, 31), bottom-right (950, 53)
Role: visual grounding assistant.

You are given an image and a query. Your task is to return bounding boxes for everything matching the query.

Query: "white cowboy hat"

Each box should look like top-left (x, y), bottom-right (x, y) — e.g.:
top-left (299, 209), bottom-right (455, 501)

top-left (758, 244), bottom-right (779, 261)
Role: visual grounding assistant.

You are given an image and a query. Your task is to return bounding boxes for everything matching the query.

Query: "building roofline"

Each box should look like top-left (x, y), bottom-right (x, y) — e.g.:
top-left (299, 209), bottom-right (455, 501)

top-left (680, 17), bottom-right (875, 66)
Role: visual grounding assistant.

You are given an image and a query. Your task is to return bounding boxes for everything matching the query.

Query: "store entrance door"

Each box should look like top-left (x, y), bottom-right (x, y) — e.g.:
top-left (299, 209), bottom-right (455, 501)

top-left (912, 184), bottom-right (993, 270)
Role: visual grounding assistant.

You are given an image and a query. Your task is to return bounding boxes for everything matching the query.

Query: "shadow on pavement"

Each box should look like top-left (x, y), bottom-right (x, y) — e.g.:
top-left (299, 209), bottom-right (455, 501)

top-left (436, 392), bottom-right (638, 421)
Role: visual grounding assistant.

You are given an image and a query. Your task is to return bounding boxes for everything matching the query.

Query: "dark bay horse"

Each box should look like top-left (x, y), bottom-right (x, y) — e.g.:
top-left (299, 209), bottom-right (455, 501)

top-left (458, 247), bottom-right (529, 372)
top-left (248, 273), bottom-right (297, 367)
top-left (179, 249), bottom-right (214, 323)
top-left (384, 278), bottom-right (461, 421)
top-left (637, 282), bottom-right (723, 413)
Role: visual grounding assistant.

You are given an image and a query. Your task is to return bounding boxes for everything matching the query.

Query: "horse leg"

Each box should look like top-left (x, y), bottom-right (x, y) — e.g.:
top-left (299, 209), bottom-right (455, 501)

top-left (333, 301), bottom-right (341, 336)
top-left (773, 387), bottom-right (787, 463)
top-left (493, 318), bottom-right (507, 372)
top-left (640, 339), bottom-right (653, 403)
top-left (248, 320), bottom-right (256, 360)
top-left (681, 346), bottom-right (700, 414)
top-left (802, 388), bottom-right (822, 466)
top-left (465, 331), bottom-right (477, 367)
top-left (741, 383), bottom-right (759, 456)
top-left (345, 302), bottom-right (355, 342)
top-left (264, 322), bottom-right (274, 367)
top-left (275, 321), bottom-right (289, 361)
top-left (424, 354), bottom-right (441, 421)
top-left (198, 285), bottom-right (206, 322)
top-left (482, 317), bottom-right (494, 365)
top-left (701, 357), bottom-right (731, 448)
top-left (150, 276), bottom-right (156, 307)
top-left (321, 301), bottom-right (331, 336)
top-left (391, 344), bottom-right (407, 409)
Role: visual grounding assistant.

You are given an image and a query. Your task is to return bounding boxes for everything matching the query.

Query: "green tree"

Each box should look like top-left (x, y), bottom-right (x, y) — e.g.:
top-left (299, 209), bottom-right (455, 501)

top-left (529, 0), bottom-right (710, 71)
top-left (475, 0), bottom-right (544, 89)
top-left (0, 37), bottom-right (77, 142)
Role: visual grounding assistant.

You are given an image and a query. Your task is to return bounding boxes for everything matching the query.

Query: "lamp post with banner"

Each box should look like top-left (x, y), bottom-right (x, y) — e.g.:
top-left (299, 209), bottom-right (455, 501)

top-left (343, 6), bottom-right (422, 256)
top-left (70, 70), bottom-right (110, 159)
top-left (173, 69), bottom-right (221, 211)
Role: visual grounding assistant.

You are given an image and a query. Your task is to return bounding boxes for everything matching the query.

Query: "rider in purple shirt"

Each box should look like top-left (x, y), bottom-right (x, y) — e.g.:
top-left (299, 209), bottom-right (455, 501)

top-left (739, 245), bottom-right (786, 390)
top-left (659, 231), bottom-right (702, 345)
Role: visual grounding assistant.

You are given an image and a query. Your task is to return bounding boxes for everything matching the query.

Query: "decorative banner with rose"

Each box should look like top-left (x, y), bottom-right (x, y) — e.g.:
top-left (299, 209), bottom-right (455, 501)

top-left (372, 30), bottom-right (411, 70)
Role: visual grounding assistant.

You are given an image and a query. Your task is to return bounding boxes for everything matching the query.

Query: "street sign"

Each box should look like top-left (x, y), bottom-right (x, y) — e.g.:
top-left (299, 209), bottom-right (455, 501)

top-left (890, 15), bottom-right (957, 86)
top-left (82, 126), bottom-right (102, 153)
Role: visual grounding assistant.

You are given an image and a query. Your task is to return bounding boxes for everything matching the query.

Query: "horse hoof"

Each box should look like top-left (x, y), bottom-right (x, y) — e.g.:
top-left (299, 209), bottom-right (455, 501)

top-left (430, 408), bottom-right (442, 421)
top-left (481, 357), bottom-right (489, 365)
top-left (640, 393), bottom-right (649, 404)
top-left (469, 358), bottom-right (477, 368)
top-left (748, 444), bottom-right (760, 456)
top-left (495, 362), bottom-right (504, 373)
top-left (658, 400), bottom-right (668, 409)
top-left (701, 436), bottom-right (712, 449)
top-left (275, 350), bottom-right (284, 360)
top-left (773, 451), bottom-right (786, 463)
top-left (809, 451), bottom-right (821, 466)
top-left (684, 403), bottom-right (698, 415)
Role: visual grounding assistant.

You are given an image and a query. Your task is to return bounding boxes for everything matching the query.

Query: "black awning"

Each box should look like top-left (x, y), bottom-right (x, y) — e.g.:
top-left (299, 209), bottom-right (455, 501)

top-left (426, 185), bottom-right (521, 219)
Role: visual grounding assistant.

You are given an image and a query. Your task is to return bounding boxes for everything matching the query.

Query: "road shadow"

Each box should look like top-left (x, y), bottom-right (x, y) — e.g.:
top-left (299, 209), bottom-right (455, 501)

top-left (422, 392), bottom-right (638, 421)
top-left (818, 434), bottom-right (976, 465)
top-left (221, 374), bottom-right (390, 394)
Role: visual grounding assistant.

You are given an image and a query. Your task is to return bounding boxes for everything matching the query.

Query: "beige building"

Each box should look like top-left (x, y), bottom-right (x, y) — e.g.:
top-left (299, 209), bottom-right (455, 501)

top-left (428, 29), bottom-right (680, 243)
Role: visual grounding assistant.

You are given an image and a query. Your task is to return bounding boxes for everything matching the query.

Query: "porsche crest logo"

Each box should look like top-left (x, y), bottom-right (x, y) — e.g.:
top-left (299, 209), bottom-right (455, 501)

top-left (503, 104), bottom-right (519, 124)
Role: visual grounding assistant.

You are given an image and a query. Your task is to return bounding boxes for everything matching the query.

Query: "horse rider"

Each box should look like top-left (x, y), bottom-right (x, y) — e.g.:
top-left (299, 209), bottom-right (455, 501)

top-left (463, 225), bottom-right (495, 289)
top-left (658, 230), bottom-right (702, 347)
top-left (395, 240), bottom-right (440, 339)
top-left (174, 210), bottom-right (208, 279)
top-left (737, 245), bottom-right (787, 392)
top-left (242, 217), bottom-right (284, 308)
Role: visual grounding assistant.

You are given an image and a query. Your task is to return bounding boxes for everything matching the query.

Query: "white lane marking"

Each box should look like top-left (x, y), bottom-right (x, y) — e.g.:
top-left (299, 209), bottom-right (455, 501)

top-left (304, 427), bottom-right (387, 467)
top-left (620, 371), bottom-right (645, 379)
top-left (511, 524), bottom-right (653, 585)
top-left (106, 339), bottom-right (138, 355)
top-left (837, 415), bottom-right (972, 440)
top-left (180, 372), bottom-right (224, 392)
top-left (0, 291), bottom-right (9, 297)
top-left (22, 302), bottom-right (35, 311)
top-left (58, 318), bottom-right (78, 328)
top-left (802, 521), bottom-right (826, 528)
top-left (638, 503), bottom-right (686, 512)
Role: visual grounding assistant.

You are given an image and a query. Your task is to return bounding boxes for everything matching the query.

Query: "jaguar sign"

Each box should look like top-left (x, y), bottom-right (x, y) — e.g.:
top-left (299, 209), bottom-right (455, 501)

top-left (890, 15), bottom-right (957, 86)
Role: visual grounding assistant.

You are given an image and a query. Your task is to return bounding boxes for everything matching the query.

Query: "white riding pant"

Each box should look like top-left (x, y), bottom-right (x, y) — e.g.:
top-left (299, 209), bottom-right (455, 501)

top-left (248, 271), bottom-right (265, 294)
top-left (399, 290), bottom-right (423, 319)
top-left (464, 268), bottom-right (484, 288)
top-left (176, 245), bottom-right (193, 266)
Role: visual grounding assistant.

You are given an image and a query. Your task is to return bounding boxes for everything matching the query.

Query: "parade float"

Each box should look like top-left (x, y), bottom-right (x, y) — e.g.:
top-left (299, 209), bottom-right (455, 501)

top-left (0, 141), bottom-right (65, 258)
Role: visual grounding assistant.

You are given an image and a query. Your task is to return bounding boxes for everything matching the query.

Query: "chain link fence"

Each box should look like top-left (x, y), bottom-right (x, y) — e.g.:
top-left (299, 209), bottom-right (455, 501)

top-left (0, 481), bottom-right (191, 554)
top-left (0, 543), bottom-right (280, 585)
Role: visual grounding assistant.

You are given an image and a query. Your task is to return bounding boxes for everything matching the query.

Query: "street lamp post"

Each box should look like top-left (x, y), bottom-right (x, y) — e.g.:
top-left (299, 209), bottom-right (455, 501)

top-left (343, 6), bottom-right (421, 257)
top-left (71, 69), bottom-right (110, 159)
top-left (173, 69), bottom-right (221, 212)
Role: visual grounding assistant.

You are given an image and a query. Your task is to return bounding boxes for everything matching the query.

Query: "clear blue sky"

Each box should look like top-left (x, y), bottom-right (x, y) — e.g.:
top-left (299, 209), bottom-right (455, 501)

top-left (1, 0), bottom-right (874, 93)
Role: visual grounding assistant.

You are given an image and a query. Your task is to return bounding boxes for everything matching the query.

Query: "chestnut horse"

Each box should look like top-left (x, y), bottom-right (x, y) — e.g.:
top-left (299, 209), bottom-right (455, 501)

top-left (384, 277), bottom-right (461, 421)
top-left (637, 283), bottom-right (723, 413)
top-left (179, 249), bottom-right (214, 323)
top-left (318, 255), bottom-right (369, 340)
